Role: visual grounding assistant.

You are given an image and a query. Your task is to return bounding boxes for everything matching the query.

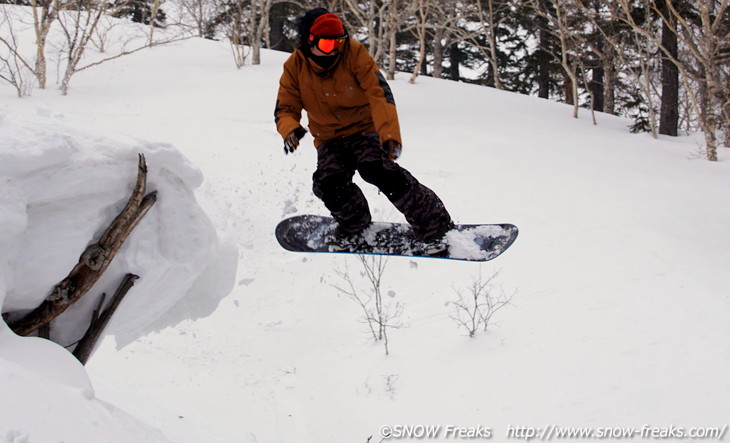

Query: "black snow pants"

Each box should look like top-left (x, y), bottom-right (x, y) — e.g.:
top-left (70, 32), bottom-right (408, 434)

top-left (312, 132), bottom-right (452, 241)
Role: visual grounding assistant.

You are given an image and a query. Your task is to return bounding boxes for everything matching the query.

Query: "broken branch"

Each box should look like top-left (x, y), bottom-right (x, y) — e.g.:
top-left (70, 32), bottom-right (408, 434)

top-left (9, 154), bottom-right (156, 336)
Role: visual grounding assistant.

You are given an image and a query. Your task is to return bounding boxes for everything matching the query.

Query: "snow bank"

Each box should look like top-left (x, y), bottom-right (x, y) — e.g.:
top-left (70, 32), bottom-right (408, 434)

top-left (0, 105), bottom-right (237, 440)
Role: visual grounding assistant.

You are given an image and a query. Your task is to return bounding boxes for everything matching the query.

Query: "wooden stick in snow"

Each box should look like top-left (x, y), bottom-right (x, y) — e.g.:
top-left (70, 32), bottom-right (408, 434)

top-left (9, 154), bottom-right (156, 336)
top-left (72, 273), bottom-right (139, 365)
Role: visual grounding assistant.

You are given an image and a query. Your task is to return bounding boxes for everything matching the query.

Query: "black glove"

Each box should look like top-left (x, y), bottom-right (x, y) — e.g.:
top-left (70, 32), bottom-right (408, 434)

top-left (383, 139), bottom-right (402, 160)
top-left (284, 127), bottom-right (308, 154)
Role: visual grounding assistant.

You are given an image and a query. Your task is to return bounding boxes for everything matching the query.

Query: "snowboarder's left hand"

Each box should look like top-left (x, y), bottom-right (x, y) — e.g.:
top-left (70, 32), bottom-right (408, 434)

top-left (383, 140), bottom-right (402, 161)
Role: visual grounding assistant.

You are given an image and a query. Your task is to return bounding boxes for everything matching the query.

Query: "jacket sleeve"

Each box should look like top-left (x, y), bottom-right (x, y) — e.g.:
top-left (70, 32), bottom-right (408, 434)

top-left (351, 44), bottom-right (402, 145)
top-left (275, 55), bottom-right (304, 140)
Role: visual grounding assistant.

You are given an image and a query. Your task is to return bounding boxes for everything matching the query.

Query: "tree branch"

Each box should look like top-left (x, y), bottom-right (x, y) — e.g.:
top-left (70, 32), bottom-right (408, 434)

top-left (72, 273), bottom-right (139, 364)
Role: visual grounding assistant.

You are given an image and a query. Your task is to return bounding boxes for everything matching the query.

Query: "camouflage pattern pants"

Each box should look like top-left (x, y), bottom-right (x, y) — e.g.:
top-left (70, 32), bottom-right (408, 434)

top-left (312, 132), bottom-right (452, 241)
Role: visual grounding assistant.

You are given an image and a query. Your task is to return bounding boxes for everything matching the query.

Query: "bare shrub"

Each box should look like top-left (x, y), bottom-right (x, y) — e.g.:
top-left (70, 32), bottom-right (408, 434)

top-left (331, 255), bottom-right (405, 355)
top-left (448, 267), bottom-right (515, 337)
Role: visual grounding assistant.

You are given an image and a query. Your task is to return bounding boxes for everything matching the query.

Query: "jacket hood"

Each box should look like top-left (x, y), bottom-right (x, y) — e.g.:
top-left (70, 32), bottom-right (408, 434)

top-left (297, 8), bottom-right (330, 50)
top-left (297, 8), bottom-right (349, 62)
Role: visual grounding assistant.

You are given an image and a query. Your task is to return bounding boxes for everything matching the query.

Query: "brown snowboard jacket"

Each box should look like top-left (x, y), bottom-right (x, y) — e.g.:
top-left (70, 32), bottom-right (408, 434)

top-left (275, 40), bottom-right (401, 148)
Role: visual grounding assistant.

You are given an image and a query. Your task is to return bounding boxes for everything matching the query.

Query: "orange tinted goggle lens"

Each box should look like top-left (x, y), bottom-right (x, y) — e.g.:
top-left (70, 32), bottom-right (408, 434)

top-left (317, 37), bottom-right (346, 54)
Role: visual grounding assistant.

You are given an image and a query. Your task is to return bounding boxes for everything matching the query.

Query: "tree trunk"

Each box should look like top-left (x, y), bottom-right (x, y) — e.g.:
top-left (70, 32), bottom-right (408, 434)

top-left (697, 63), bottom-right (718, 161)
top-left (251, 0), bottom-right (271, 65)
top-left (589, 64), bottom-right (604, 112)
top-left (588, 36), bottom-right (604, 112)
top-left (536, 0), bottom-right (551, 99)
top-left (34, 33), bottom-right (48, 89)
top-left (724, 84), bottom-right (730, 148)
top-left (30, 0), bottom-right (56, 90)
top-left (147, 0), bottom-right (161, 45)
top-left (387, 27), bottom-right (397, 79)
top-left (432, 27), bottom-right (444, 79)
top-left (603, 43), bottom-right (617, 115)
top-left (564, 73), bottom-right (574, 106)
top-left (386, 0), bottom-right (399, 80)
top-left (448, 42), bottom-right (460, 81)
top-left (485, 0), bottom-right (502, 90)
top-left (409, 8), bottom-right (427, 84)
top-left (659, 12), bottom-right (679, 136)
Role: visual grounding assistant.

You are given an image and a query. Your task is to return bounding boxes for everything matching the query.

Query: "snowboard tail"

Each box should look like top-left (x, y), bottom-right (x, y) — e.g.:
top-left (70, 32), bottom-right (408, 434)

top-left (275, 215), bottom-right (518, 262)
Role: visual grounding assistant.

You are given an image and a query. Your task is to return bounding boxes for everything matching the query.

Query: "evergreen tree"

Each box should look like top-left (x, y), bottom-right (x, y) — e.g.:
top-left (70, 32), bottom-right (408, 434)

top-left (268, 2), bottom-right (298, 53)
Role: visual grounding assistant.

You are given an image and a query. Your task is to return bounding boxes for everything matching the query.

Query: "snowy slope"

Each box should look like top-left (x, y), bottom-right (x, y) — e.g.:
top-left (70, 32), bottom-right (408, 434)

top-left (2, 10), bottom-right (730, 442)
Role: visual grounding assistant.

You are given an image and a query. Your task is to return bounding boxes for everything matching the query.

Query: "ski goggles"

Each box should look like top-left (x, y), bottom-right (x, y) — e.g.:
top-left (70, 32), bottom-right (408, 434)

top-left (309, 35), bottom-right (347, 54)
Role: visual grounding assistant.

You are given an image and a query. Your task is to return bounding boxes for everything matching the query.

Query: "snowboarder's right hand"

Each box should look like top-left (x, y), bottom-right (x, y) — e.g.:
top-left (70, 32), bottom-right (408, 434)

top-left (284, 127), bottom-right (307, 154)
top-left (383, 139), bottom-right (402, 161)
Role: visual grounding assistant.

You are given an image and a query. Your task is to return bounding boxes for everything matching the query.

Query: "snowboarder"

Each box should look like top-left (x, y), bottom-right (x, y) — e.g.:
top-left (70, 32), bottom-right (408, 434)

top-left (274, 8), bottom-right (453, 248)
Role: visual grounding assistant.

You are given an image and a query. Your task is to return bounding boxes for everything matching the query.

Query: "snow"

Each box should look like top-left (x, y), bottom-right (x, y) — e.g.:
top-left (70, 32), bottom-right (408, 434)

top-left (2, 7), bottom-right (730, 442)
top-left (445, 225), bottom-right (513, 260)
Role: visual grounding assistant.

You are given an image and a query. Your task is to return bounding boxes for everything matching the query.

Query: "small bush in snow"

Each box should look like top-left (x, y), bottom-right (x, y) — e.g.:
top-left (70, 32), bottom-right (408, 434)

top-left (331, 255), bottom-right (404, 355)
top-left (448, 267), bottom-right (515, 337)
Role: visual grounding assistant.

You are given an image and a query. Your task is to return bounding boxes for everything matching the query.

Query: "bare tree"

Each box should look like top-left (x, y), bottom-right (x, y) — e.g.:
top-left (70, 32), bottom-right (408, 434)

top-left (3, 0), bottom-right (180, 96)
top-left (176, 0), bottom-right (220, 37)
top-left (406, 0), bottom-right (433, 84)
top-left (629, 18), bottom-right (661, 138)
top-left (392, 0), bottom-right (509, 87)
top-left (89, 14), bottom-right (118, 53)
top-left (337, 0), bottom-right (388, 59)
top-left (331, 255), bottom-right (405, 356)
top-left (226, 0), bottom-right (249, 68)
top-left (341, 0), bottom-right (413, 80)
top-left (593, 2), bottom-right (663, 137)
top-left (0, 7), bottom-right (36, 96)
top-left (209, 0), bottom-right (272, 68)
top-left (527, 0), bottom-right (585, 118)
top-left (384, 0), bottom-right (404, 79)
top-left (423, 0), bottom-right (475, 82)
top-left (617, 0), bottom-right (729, 161)
top-left (569, 0), bottom-right (620, 115)
top-left (57, 0), bottom-right (110, 95)
top-left (466, 0), bottom-right (515, 90)
top-left (146, 0), bottom-right (165, 45)
top-left (29, 0), bottom-right (62, 89)
top-left (551, 0), bottom-right (580, 117)
top-left (251, 0), bottom-right (272, 65)
top-left (448, 268), bottom-right (515, 337)
top-left (362, 0), bottom-right (408, 72)
top-left (578, 60), bottom-right (597, 125)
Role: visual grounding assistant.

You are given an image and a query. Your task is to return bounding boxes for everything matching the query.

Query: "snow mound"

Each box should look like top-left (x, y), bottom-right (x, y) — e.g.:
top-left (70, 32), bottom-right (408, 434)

top-left (0, 104), bottom-right (237, 441)
top-left (0, 104), bottom-right (237, 357)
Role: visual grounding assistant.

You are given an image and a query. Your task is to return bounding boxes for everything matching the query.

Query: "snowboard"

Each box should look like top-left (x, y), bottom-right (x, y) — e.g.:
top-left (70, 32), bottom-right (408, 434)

top-left (275, 214), bottom-right (518, 262)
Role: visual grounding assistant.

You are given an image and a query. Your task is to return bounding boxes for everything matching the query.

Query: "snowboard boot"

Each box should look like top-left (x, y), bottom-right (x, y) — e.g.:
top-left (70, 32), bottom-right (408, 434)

top-left (419, 237), bottom-right (449, 257)
top-left (416, 222), bottom-right (455, 257)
